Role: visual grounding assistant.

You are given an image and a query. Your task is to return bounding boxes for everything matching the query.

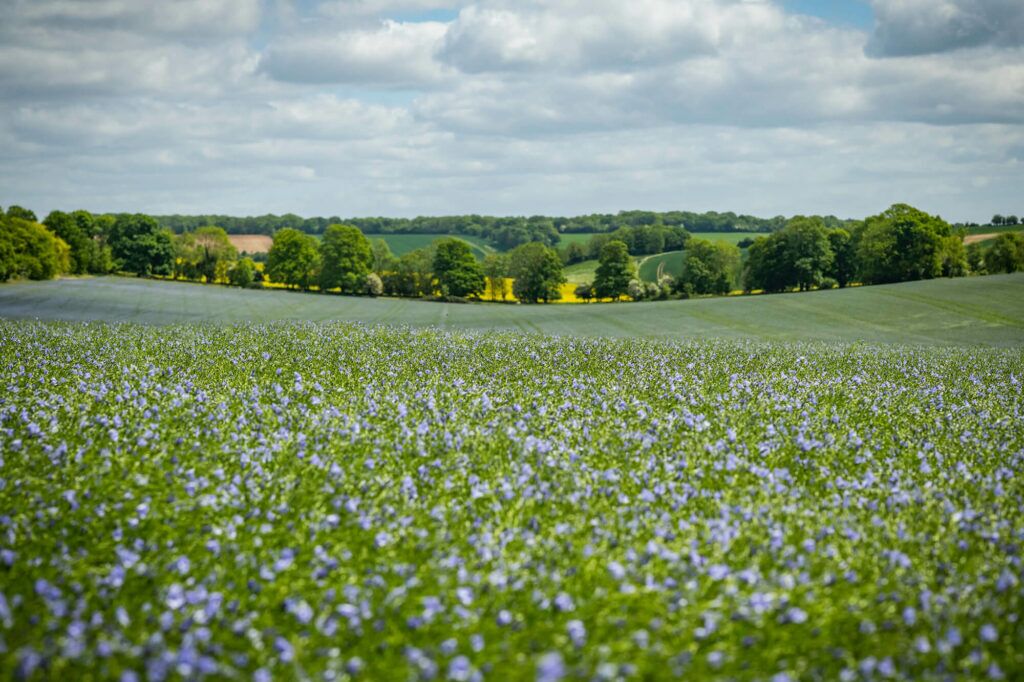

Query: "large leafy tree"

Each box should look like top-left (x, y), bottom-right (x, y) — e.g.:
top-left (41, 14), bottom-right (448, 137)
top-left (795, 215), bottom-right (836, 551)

top-left (433, 238), bottom-right (485, 298)
top-left (986, 232), bottom-right (1024, 273)
top-left (107, 214), bottom-right (174, 277)
top-left (318, 224), bottom-right (372, 294)
top-left (43, 210), bottom-right (103, 275)
top-left (509, 242), bottom-right (565, 303)
top-left (593, 240), bottom-right (634, 300)
top-left (783, 216), bottom-right (833, 291)
top-left (827, 228), bottom-right (856, 288)
top-left (678, 239), bottom-right (740, 295)
top-left (856, 204), bottom-right (956, 284)
top-left (174, 227), bottom-right (237, 282)
top-left (267, 228), bottom-right (321, 290)
top-left (0, 214), bottom-right (70, 281)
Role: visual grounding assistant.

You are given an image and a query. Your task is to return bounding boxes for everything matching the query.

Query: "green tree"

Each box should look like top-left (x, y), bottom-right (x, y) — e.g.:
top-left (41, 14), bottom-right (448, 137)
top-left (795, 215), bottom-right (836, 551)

top-left (856, 204), bottom-right (955, 284)
top-left (509, 242), bottom-right (565, 303)
top-left (827, 228), bottom-right (856, 288)
top-left (193, 227), bottom-right (237, 283)
top-left (560, 242), bottom-right (586, 265)
top-left (966, 242), bottom-right (986, 274)
top-left (593, 240), bottom-right (634, 300)
top-left (44, 210), bottom-right (101, 275)
top-left (483, 253), bottom-right (510, 301)
top-left (6, 206), bottom-right (37, 222)
top-left (370, 238), bottom-right (395, 274)
top-left (986, 232), bottom-right (1024, 273)
top-left (433, 238), bottom-right (485, 298)
top-left (678, 239), bottom-right (740, 295)
top-left (383, 248), bottom-right (434, 297)
top-left (107, 214), bottom-right (174, 276)
top-left (228, 257), bottom-right (256, 287)
top-left (0, 214), bottom-right (70, 281)
top-left (267, 228), bottom-right (320, 290)
top-left (784, 217), bottom-right (833, 291)
top-left (319, 224), bottom-right (372, 294)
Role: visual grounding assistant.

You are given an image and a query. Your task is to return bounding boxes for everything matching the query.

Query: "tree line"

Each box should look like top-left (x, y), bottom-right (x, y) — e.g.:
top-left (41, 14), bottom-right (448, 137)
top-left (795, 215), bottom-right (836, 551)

top-left (150, 209), bottom-right (842, 251)
top-left (3, 204), bottom-right (1023, 304)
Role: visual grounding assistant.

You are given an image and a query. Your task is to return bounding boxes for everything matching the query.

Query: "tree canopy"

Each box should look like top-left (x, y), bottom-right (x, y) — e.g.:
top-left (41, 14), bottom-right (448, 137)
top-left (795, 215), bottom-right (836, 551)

top-left (319, 224), bottom-right (372, 294)
top-left (267, 228), bottom-right (320, 290)
top-left (0, 213), bottom-right (70, 282)
top-left (679, 239), bottom-right (740, 296)
top-left (593, 240), bottom-right (635, 300)
top-left (433, 238), bottom-right (485, 298)
top-left (855, 204), bottom-right (960, 285)
top-left (108, 214), bottom-right (174, 277)
top-left (509, 242), bottom-right (565, 303)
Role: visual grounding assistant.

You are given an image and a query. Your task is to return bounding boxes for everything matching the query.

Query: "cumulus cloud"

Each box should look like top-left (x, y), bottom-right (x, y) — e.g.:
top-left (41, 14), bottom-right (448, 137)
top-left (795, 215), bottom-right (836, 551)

top-left (260, 20), bottom-right (451, 86)
top-left (867, 0), bottom-right (1024, 57)
top-left (1, 0), bottom-right (1023, 221)
top-left (437, 0), bottom-right (769, 73)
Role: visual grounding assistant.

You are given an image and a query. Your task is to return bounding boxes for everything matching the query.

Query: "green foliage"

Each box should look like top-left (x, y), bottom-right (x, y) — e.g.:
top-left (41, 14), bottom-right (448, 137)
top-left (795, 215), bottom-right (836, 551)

top-left (6, 205), bottom-right (37, 222)
top-left (986, 232), bottom-right (1024, 273)
top-left (679, 238), bottom-right (740, 295)
top-left (370, 238), bottom-right (395, 274)
top-left (228, 257), bottom-right (256, 288)
top-left (856, 204), bottom-right (956, 284)
top-left (593, 240), bottom-right (634, 300)
top-left (43, 210), bottom-right (106, 275)
top-left (433, 238), bottom-right (485, 298)
top-left (743, 217), bottom-right (832, 293)
top-left (174, 226), bottom-right (237, 283)
top-left (318, 224), bottom-right (372, 294)
top-left (383, 247), bottom-right (435, 297)
top-left (483, 253), bottom-right (510, 302)
top-left (967, 242), bottom-right (987, 274)
top-left (827, 228), bottom-right (856, 288)
top-left (0, 215), bottom-right (70, 281)
top-left (509, 242), bottom-right (565, 303)
top-left (268, 228), bottom-right (321, 290)
top-left (108, 214), bottom-right (174, 277)
top-left (783, 216), bottom-right (834, 291)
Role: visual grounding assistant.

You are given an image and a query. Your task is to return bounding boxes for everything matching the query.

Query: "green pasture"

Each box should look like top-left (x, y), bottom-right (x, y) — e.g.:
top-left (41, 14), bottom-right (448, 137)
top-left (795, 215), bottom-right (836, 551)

top-left (2, 274), bottom-right (1022, 346)
top-left (365, 233), bottom-right (494, 259)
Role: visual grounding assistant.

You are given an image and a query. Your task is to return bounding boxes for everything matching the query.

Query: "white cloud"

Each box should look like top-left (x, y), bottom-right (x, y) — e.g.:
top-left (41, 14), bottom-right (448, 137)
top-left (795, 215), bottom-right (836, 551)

top-left (1, 0), bottom-right (1023, 222)
top-left (260, 20), bottom-right (451, 86)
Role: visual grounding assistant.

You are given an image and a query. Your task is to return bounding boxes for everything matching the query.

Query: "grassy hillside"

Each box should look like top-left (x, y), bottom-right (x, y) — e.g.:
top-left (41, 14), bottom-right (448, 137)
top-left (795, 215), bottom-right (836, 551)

top-left (366, 233), bottom-right (494, 258)
top-left (1, 274), bottom-right (1022, 346)
top-left (638, 250), bottom-right (683, 282)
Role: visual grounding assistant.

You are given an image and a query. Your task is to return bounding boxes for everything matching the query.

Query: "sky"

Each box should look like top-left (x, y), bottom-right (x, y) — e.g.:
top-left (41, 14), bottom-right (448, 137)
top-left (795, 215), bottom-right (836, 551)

top-left (1, 0), bottom-right (1022, 223)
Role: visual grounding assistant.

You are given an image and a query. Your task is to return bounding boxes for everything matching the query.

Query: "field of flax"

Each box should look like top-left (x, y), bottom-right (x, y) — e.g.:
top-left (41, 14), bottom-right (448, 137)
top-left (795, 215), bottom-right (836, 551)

top-left (0, 320), bottom-right (1021, 680)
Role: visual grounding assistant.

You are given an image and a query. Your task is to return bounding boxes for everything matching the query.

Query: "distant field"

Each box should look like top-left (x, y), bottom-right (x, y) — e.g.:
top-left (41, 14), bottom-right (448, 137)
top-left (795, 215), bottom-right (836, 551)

top-left (965, 224), bottom-right (1024, 235)
top-left (224, 233), bottom-right (493, 258)
top-left (555, 233), bottom-right (598, 247)
top-left (366, 233), bottom-right (493, 259)
top-left (556, 231), bottom-right (765, 250)
top-left (227, 234), bottom-right (273, 253)
top-left (638, 250), bottom-right (683, 282)
top-left (2, 274), bottom-right (1022, 346)
top-left (690, 231), bottom-right (764, 245)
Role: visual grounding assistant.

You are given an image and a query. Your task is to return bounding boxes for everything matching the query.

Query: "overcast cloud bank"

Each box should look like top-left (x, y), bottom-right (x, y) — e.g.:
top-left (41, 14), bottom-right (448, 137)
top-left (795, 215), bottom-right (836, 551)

top-left (1, 0), bottom-right (1021, 221)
